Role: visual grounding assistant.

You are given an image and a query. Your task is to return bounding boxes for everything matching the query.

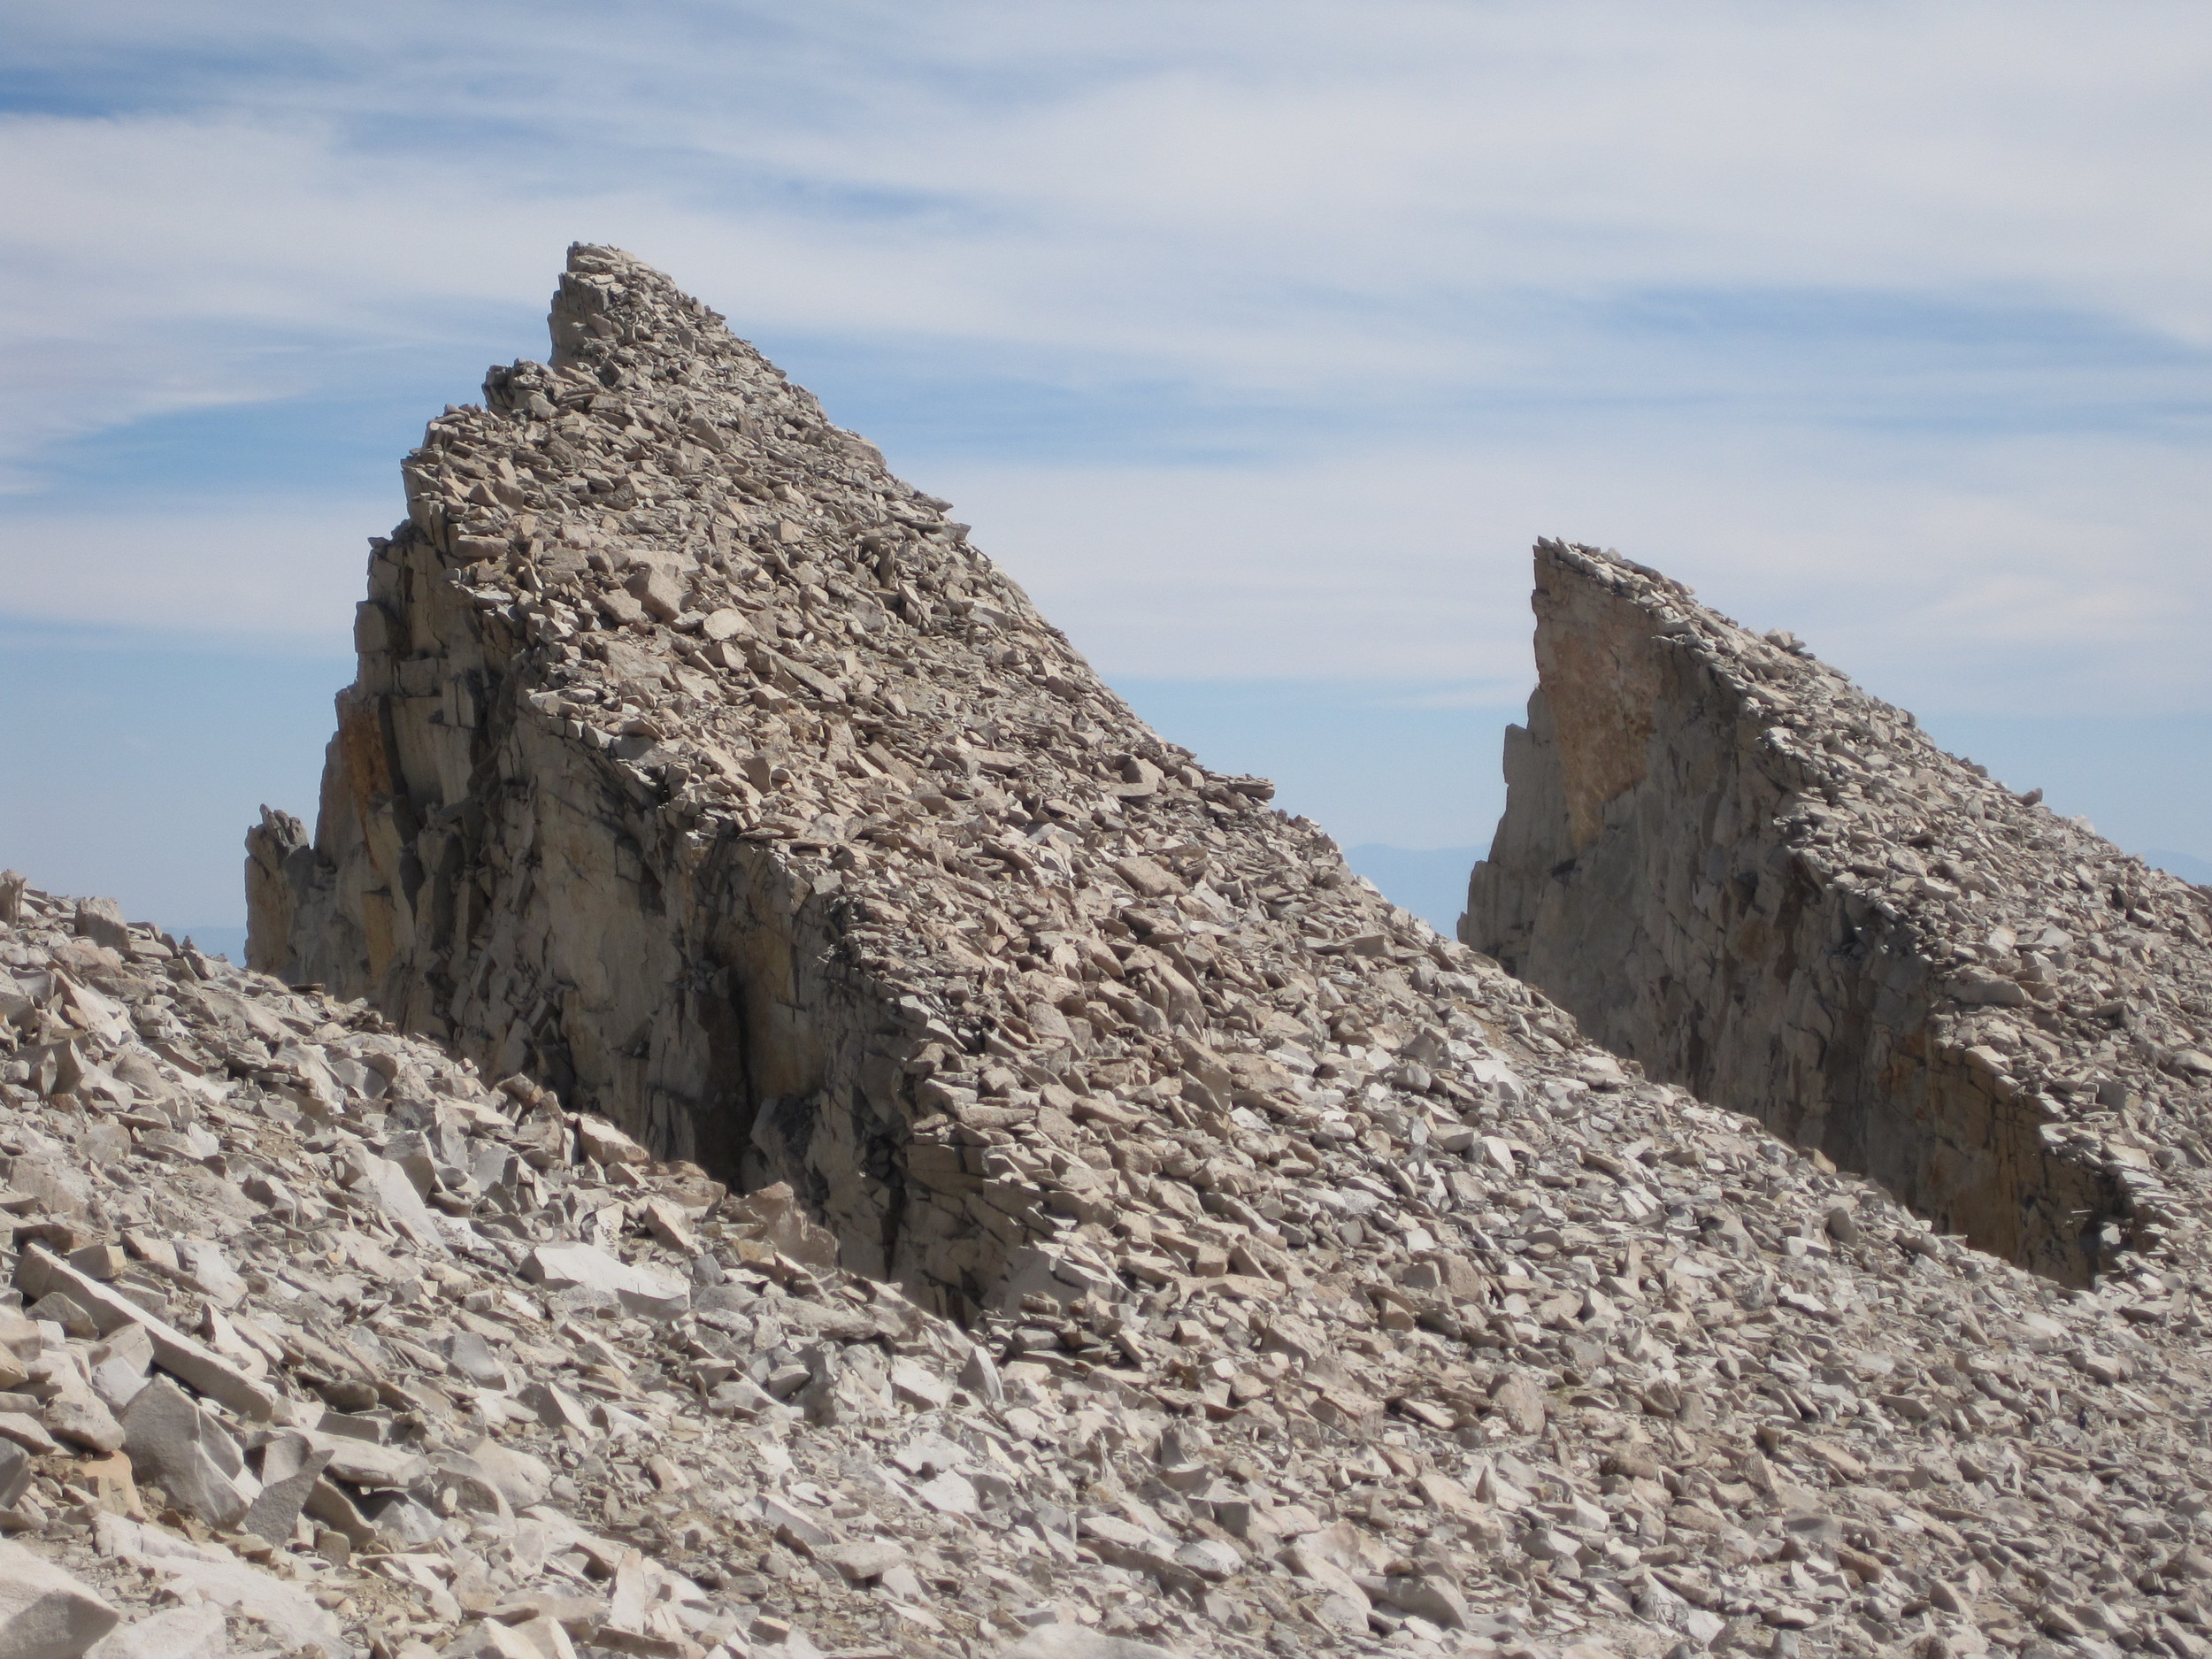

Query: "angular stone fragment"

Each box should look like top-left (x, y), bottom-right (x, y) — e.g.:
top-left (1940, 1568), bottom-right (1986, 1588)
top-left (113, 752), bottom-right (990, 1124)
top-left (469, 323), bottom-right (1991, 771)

top-left (119, 1377), bottom-right (248, 1530)
top-left (515, 1380), bottom-right (593, 1433)
top-left (94, 1516), bottom-right (345, 1655)
top-left (0, 1442), bottom-right (30, 1510)
top-left (15, 1248), bottom-right (275, 1420)
top-left (519, 1242), bottom-right (687, 1318)
top-left (442, 1329), bottom-right (508, 1387)
top-left (1379, 1571), bottom-right (1470, 1628)
top-left (0, 1540), bottom-right (120, 1659)
top-left (27, 1294), bottom-right (96, 1340)
top-left (637, 1196), bottom-right (697, 1255)
top-left (700, 607), bottom-right (749, 642)
top-left (81, 1604), bottom-right (230, 1659)
top-left (73, 897), bottom-right (133, 954)
top-left (1171, 1537), bottom-right (1241, 1580)
top-left (0, 1310), bottom-right (37, 1364)
top-left (887, 1356), bottom-right (950, 1411)
top-left (303, 1431), bottom-right (428, 1489)
top-left (464, 1435), bottom-right (551, 1509)
top-left (349, 1156), bottom-right (450, 1255)
top-left (0, 1415), bottom-right (60, 1456)
top-left (818, 1540), bottom-right (906, 1582)
top-left (572, 1115), bottom-right (648, 1167)
top-left (1000, 1630), bottom-right (1185, 1659)
top-left (422, 1449), bottom-right (513, 1519)
top-left (623, 563), bottom-right (685, 624)
top-left (240, 1431), bottom-right (331, 1545)
top-left (65, 1246), bottom-right (127, 1284)
top-left (1488, 1371), bottom-right (1548, 1436)
top-left (28, 1353), bottom-right (123, 1454)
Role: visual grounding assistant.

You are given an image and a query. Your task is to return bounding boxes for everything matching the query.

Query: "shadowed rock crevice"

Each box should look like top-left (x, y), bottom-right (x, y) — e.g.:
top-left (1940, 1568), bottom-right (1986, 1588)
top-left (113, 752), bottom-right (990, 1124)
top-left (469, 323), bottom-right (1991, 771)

top-left (247, 672), bottom-right (898, 1263)
top-left (1465, 540), bottom-right (2212, 1285)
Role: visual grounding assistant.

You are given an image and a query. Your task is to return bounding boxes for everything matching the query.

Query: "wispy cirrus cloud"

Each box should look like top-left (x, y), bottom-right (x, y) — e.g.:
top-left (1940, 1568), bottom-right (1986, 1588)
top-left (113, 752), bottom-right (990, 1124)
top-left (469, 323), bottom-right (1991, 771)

top-left (6, 2), bottom-right (2210, 438)
top-left (939, 424), bottom-right (2212, 715)
top-left (1, 3), bottom-right (2208, 728)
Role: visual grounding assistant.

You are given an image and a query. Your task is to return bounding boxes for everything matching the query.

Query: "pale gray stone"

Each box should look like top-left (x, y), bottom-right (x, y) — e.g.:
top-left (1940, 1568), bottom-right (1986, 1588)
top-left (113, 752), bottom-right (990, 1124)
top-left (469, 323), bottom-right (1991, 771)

top-left (93, 1516), bottom-right (343, 1655)
top-left (999, 1629), bottom-right (1184, 1659)
top-left (0, 1540), bottom-right (119, 1659)
top-left (119, 1377), bottom-right (247, 1530)
top-left (518, 1242), bottom-right (686, 1318)
top-left (239, 1432), bottom-right (331, 1545)
top-left (82, 1604), bottom-right (230, 1659)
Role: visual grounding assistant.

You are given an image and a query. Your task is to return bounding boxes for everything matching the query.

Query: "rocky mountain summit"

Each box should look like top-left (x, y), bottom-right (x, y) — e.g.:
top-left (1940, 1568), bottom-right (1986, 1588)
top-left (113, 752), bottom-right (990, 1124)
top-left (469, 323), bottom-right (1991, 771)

top-left (1463, 541), bottom-right (2212, 1286)
top-left (4, 251), bottom-right (2211, 1659)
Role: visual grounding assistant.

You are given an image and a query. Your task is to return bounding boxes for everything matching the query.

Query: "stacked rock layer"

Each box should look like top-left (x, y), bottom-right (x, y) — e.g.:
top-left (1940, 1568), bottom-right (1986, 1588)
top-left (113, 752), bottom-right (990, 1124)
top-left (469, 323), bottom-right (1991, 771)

top-left (1463, 541), bottom-right (2212, 1286)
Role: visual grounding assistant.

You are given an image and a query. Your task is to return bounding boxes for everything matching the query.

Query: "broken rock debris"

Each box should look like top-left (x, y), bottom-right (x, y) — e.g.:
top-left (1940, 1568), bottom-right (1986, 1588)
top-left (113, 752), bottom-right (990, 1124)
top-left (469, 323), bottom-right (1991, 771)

top-left (18, 852), bottom-right (2212, 1659)
top-left (0, 249), bottom-right (2201, 1659)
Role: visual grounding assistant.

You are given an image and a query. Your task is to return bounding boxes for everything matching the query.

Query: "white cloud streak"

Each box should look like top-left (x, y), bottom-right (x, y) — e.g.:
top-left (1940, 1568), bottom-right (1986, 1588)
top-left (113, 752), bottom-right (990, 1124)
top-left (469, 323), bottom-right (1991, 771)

top-left (8, 4), bottom-right (2210, 399)
top-left (943, 426), bottom-right (2212, 716)
top-left (0, 501), bottom-right (383, 641)
top-left (1, 0), bottom-right (2207, 722)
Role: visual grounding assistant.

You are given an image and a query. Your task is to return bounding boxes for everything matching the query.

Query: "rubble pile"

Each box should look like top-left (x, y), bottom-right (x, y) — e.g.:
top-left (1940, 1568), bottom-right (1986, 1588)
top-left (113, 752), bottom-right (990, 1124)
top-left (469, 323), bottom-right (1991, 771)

top-left (1463, 542), bottom-right (2212, 1285)
top-left (15, 870), bottom-right (2212, 1659)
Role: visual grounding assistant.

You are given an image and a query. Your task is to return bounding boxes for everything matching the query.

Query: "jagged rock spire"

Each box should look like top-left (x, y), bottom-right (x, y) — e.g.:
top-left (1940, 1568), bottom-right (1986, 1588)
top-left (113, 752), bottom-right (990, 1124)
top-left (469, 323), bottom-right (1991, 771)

top-left (242, 242), bottom-right (1422, 1312)
top-left (1466, 538), bottom-right (2212, 1283)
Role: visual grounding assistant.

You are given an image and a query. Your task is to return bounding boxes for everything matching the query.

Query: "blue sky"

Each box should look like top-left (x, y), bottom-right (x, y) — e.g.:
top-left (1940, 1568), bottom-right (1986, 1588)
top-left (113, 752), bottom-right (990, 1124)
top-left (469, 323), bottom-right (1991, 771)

top-left (2, 1), bottom-right (2208, 938)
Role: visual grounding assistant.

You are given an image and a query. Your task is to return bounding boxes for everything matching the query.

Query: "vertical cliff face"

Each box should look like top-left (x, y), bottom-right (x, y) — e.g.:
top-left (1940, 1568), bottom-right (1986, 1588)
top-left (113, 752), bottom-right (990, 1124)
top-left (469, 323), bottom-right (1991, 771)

top-left (1465, 541), bottom-right (2212, 1283)
top-left (246, 247), bottom-right (922, 1276)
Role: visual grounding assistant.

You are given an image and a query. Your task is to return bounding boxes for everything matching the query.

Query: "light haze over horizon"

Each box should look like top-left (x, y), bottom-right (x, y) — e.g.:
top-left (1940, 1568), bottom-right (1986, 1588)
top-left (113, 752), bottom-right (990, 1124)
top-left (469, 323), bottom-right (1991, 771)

top-left (3, 3), bottom-right (2208, 941)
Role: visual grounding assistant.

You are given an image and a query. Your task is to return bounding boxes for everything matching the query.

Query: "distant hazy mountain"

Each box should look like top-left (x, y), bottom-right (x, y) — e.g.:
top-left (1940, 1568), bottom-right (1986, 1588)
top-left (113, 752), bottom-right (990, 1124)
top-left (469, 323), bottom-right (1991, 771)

top-left (2148, 849), bottom-right (2212, 886)
top-left (175, 926), bottom-right (246, 963)
top-left (1345, 845), bottom-right (1483, 934)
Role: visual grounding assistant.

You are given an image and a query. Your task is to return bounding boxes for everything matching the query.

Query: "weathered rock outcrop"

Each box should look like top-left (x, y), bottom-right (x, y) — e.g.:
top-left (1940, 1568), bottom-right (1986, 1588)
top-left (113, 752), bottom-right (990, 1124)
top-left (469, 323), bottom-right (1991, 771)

top-left (190, 252), bottom-right (2212, 1658)
top-left (1465, 540), bottom-right (2212, 1284)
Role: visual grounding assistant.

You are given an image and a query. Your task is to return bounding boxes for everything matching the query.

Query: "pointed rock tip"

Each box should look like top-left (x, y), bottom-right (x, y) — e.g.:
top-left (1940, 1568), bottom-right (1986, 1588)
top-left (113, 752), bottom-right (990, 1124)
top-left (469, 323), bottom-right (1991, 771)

top-left (1536, 537), bottom-right (1666, 585)
top-left (566, 241), bottom-right (642, 273)
top-left (1529, 539), bottom-right (1812, 671)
